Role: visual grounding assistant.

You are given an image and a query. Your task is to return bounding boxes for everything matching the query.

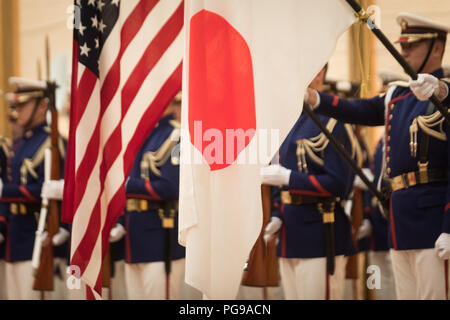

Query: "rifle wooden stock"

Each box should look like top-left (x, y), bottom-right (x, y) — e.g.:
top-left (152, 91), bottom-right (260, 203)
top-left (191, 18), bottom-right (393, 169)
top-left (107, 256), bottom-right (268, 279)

top-left (33, 93), bottom-right (61, 292)
top-left (102, 246), bottom-right (111, 289)
top-left (241, 185), bottom-right (279, 287)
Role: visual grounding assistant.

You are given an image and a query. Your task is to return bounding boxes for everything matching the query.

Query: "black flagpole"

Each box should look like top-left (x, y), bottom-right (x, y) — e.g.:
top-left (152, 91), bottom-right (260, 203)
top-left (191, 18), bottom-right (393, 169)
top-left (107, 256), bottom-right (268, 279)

top-left (345, 0), bottom-right (450, 123)
top-left (302, 104), bottom-right (389, 211)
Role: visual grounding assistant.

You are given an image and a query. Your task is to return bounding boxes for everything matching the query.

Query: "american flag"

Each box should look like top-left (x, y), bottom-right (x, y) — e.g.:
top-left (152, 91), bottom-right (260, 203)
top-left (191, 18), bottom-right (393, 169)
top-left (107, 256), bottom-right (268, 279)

top-left (62, 0), bottom-right (184, 299)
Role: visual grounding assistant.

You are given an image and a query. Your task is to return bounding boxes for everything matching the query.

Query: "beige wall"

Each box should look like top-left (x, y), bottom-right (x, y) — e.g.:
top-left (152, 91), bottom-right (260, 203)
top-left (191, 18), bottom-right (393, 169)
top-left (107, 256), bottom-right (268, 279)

top-left (19, 0), bottom-right (72, 79)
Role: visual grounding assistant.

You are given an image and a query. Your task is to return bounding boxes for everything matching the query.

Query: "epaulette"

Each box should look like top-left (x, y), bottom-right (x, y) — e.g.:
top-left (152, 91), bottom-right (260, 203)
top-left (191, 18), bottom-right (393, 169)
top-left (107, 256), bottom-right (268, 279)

top-left (387, 80), bottom-right (409, 88)
top-left (441, 78), bottom-right (450, 82)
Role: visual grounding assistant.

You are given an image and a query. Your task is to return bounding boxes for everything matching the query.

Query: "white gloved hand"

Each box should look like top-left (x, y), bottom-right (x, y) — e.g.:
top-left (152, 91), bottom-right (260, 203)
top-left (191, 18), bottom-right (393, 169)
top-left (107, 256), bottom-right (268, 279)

top-left (109, 224), bottom-right (126, 243)
top-left (41, 179), bottom-right (65, 200)
top-left (263, 217), bottom-right (282, 244)
top-left (40, 227), bottom-right (70, 246)
top-left (435, 233), bottom-right (450, 260)
top-left (304, 88), bottom-right (321, 109)
top-left (260, 165), bottom-right (291, 186)
top-left (356, 219), bottom-right (372, 240)
top-left (52, 228), bottom-right (70, 246)
top-left (353, 168), bottom-right (374, 191)
top-left (409, 73), bottom-right (440, 101)
top-left (0, 233), bottom-right (4, 245)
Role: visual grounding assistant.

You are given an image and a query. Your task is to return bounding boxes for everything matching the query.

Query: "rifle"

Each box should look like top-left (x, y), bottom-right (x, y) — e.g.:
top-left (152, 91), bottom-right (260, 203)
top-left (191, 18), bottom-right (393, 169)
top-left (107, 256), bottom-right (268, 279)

top-left (32, 37), bottom-right (61, 294)
top-left (241, 185), bottom-right (279, 296)
top-left (101, 245), bottom-right (112, 300)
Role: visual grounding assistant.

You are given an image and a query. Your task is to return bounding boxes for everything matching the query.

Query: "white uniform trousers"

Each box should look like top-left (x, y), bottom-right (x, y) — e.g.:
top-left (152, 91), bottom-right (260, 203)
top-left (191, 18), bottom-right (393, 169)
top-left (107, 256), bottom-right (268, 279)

top-left (369, 251), bottom-right (396, 300)
top-left (279, 255), bottom-right (347, 300)
top-left (124, 259), bottom-right (184, 300)
top-left (236, 285), bottom-right (284, 300)
top-left (5, 261), bottom-right (41, 300)
top-left (0, 260), bottom-right (6, 299)
top-left (102, 260), bottom-right (128, 300)
top-left (390, 248), bottom-right (449, 300)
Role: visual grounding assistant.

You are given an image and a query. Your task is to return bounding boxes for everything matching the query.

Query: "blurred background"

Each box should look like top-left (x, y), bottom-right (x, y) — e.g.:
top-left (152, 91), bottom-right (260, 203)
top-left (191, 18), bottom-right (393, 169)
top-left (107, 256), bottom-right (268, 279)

top-left (1, 0), bottom-right (449, 151)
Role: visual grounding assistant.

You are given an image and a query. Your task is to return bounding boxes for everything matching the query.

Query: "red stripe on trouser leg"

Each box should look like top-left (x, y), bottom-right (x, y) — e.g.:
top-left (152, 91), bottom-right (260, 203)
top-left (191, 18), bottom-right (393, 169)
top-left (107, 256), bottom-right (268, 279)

top-left (389, 200), bottom-right (398, 250)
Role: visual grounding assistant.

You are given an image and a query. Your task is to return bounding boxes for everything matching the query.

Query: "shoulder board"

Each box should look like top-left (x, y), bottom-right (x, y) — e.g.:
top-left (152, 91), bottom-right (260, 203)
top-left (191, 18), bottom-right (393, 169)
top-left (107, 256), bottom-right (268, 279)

top-left (441, 78), bottom-right (450, 82)
top-left (387, 80), bottom-right (409, 88)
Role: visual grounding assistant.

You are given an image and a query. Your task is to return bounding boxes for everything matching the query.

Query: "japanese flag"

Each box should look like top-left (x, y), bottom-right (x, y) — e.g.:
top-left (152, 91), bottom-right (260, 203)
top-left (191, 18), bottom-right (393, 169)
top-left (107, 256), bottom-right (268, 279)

top-left (179, 0), bottom-right (356, 299)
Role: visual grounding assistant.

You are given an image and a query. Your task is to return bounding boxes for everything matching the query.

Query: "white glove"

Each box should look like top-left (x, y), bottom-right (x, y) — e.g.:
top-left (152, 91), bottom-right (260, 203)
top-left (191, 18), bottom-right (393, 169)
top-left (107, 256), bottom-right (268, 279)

top-left (304, 88), bottom-right (320, 109)
top-left (435, 233), bottom-right (450, 260)
top-left (356, 219), bottom-right (372, 240)
top-left (263, 217), bottom-right (282, 244)
top-left (109, 224), bottom-right (126, 243)
top-left (353, 168), bottom-right (374, 191)
top-left (41, 179), bottom-right (65, 200)
top-left (41, 227), bottom-right (70, 246)
top-left (409, 73), bottom-right (440, 101)
top-left (52, 228), bottom-right (70, 246)
top-left (0, 233), bottom-right (4, 245)
top-left (260, 164), bottom-right (291, 186)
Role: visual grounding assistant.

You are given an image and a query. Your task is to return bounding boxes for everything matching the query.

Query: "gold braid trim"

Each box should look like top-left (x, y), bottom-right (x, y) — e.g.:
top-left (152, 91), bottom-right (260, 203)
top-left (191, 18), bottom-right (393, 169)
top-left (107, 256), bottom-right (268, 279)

top-left (296, 119), bottom-right (337, 172)
top-left (409, 109), bottom-right (448, 157)
top-left (141, 125), bottom-right (181, 178)
top-left (20, 137), bottom-right (51, 184)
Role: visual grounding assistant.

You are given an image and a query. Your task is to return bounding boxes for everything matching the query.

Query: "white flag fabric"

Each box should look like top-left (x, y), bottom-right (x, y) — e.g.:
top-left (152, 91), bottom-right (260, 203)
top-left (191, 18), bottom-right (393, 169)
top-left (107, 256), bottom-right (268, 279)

top-left (179, 0), bottom-right (356, 299)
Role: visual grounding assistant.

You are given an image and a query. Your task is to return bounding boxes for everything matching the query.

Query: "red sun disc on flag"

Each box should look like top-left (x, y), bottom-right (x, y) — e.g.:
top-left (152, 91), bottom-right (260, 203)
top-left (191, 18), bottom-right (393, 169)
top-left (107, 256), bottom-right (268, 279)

top-left (189, 10), bottom-right (256, 171)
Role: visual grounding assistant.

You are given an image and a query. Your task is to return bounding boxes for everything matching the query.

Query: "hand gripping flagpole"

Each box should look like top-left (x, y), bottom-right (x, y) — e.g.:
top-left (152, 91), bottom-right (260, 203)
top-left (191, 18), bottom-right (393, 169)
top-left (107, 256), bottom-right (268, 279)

top-left (302, 104), bottom-right (389, 213)
top-left (345, 0), bottom-right (450, 123)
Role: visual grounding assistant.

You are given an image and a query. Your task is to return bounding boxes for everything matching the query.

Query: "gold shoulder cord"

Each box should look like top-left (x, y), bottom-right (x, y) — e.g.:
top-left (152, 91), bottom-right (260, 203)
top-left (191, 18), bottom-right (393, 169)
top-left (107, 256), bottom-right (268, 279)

top-left (141, 125), bottom-right (180, 178)
top-left (20, 137), bottom-right (51, 185)
top-left (409, 109), bottom-right (448, 157)
top-left (296, 119), bottom-right (338, 172)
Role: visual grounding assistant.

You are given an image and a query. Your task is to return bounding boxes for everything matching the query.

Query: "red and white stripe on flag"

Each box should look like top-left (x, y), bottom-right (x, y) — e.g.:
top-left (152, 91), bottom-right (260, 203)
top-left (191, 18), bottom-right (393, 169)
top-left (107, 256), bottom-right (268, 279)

top-left (179, 0), bottom-right (356, 299)
top-left (62, 0), bottom-right (184, 299)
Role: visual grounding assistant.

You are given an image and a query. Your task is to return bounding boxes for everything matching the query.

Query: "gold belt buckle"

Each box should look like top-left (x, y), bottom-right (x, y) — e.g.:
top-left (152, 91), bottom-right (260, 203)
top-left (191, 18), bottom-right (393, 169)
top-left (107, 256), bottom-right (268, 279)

top-left (407, 171), bottom-right (417, 187)
top-left (140, 200), bottom-right (148, 211)
top-left (322, 212), bottom-right (335, 224)
top-left (126, 199), bottom-right (139, 212)
top-left (281, 191), bottom-right (292, 205)
top-left (390, 176), bottom-right (406, 192)
top-left (19, 204), bottom-right (27, 215)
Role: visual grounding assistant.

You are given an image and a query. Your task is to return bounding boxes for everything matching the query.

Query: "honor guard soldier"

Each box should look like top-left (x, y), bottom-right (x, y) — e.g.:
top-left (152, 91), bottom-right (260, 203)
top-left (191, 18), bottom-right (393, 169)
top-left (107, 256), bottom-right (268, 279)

top-left (0, 78), bottom-right (68, 300)
top-left (114, 94), bottom-right (185, 300)
top-left (262, 66), bottom-right (357, 300)
top-left (305, 13), bottom-right (450, 299)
